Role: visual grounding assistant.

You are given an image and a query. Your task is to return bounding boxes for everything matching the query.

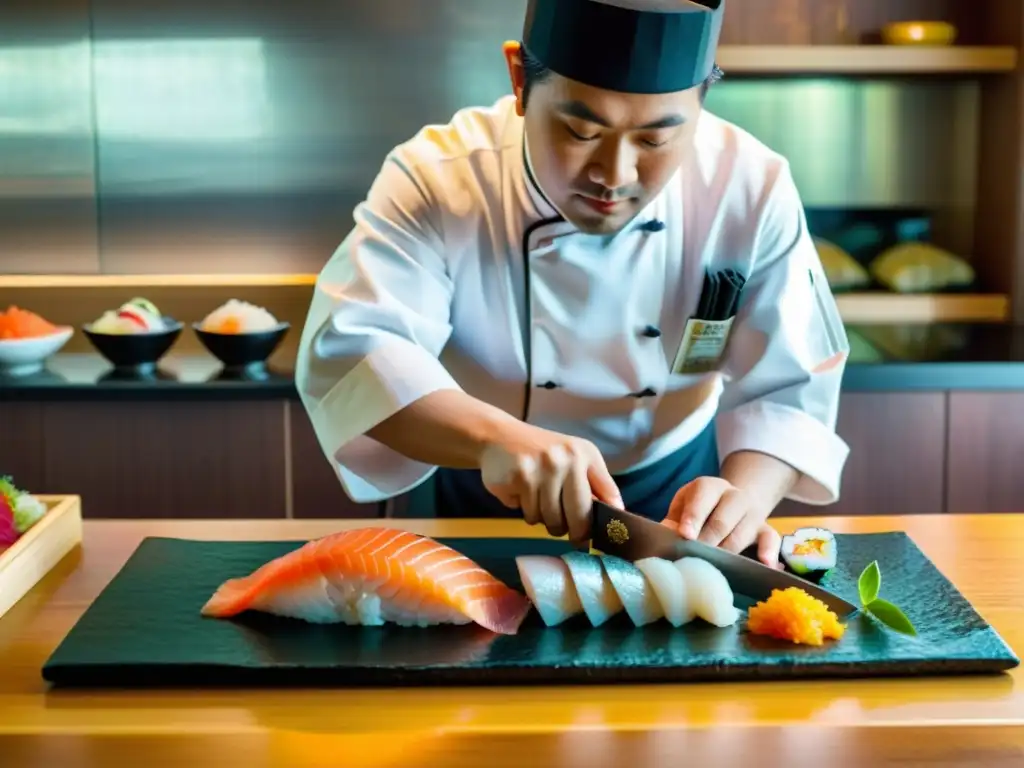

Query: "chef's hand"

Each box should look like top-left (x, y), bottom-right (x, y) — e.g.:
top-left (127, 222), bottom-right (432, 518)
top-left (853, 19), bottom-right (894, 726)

top-left (662, 477), bottom-right (781, 568)
top-left (479, 423), bottom-right (623, 544)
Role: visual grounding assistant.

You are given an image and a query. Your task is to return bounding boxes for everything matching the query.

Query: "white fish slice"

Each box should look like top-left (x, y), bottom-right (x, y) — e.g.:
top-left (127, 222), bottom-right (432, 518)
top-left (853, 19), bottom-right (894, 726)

top-left (599, 554), bottom-right (664, 627)
top-left (634, 557), bottom-right (693, 627)
top-left (674, 557), bottom-right (741, 627)
top-left (515, 555), bottom-right (583, 627)
top-left (561, 551), bottom-right (624, 627)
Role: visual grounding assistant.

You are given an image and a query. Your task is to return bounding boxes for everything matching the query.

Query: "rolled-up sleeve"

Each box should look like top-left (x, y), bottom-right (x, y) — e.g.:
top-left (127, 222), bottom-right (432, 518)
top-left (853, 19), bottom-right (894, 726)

top-left (715, 162), bottom-right (851, 505)
top-left (295, 153), bottom-right (461, 503)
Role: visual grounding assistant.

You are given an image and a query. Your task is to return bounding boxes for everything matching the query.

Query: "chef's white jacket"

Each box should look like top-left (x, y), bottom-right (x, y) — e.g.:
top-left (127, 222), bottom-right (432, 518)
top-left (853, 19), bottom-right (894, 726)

top-left (295, 94), bottom-right (851, 508)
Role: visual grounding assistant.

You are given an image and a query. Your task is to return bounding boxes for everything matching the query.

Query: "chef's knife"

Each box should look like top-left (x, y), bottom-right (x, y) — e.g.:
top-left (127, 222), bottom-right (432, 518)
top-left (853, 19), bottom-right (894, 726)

top-left (589, 500), bottom-right (858, 617)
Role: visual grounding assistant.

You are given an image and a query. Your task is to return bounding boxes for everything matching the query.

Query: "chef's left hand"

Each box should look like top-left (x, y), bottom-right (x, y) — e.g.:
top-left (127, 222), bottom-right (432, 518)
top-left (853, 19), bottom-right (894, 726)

top-left (662, 476), bottom-right (781, 568)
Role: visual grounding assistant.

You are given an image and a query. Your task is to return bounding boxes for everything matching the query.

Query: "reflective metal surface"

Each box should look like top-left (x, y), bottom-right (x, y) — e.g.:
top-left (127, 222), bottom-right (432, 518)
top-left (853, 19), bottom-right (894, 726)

top-left (89, 0), bottom-right (528, 274)
top-left (705, 78), bottom-right (979, 209)
top-left (0, 0), bottom-right (99, 274)
top-left (0, 0), bottom-right (981, 276)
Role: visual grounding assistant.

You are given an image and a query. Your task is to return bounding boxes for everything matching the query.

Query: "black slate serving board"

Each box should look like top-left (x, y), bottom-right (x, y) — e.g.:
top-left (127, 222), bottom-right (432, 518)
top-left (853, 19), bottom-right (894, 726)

top-left (41, 532), bottom-right (1019, 688)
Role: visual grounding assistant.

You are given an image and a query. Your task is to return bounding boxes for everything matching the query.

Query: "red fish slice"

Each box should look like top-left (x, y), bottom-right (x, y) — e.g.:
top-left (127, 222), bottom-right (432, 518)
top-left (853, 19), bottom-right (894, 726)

top-left (0, 494), bottom-right (17, 550)
top-left (201, 527), bottom-right (532, 635)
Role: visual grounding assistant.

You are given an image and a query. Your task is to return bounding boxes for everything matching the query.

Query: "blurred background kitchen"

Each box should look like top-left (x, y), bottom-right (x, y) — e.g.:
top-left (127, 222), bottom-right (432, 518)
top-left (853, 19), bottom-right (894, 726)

top-left (3, 0), bottom-right (1024, 521)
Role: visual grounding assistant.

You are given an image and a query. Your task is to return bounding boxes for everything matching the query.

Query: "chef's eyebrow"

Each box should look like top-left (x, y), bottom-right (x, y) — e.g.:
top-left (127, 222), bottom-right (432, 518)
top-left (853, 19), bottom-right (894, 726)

top-left (555, 100), bottom-right (686, 130)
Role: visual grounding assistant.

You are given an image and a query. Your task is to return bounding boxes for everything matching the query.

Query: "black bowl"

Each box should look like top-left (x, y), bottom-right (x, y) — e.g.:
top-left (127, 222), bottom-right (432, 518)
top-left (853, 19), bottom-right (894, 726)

top-left (193, 322), bottom-right (289, 373)
top-left (82, 318), bottom-right (183, 373)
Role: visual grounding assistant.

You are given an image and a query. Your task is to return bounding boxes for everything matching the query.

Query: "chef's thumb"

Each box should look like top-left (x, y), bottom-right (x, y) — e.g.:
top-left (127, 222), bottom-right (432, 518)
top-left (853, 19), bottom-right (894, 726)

top-left (587, 464), bottom-right (624, 510)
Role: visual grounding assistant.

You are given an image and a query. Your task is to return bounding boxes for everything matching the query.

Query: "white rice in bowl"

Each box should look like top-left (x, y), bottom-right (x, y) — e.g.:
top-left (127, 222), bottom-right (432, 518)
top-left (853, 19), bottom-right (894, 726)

top-left (200, 299), bottom-right (280, 334)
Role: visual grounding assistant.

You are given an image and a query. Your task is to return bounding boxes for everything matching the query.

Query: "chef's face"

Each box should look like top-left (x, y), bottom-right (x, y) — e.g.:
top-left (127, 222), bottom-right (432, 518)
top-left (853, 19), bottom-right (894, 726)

top-left (504, 43), bottom-right (703, 235)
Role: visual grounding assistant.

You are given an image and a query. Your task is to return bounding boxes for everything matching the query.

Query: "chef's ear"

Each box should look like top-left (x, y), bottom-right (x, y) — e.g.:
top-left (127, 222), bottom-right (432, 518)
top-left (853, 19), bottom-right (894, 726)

top-left (503, 40), bottom-right (526, 117)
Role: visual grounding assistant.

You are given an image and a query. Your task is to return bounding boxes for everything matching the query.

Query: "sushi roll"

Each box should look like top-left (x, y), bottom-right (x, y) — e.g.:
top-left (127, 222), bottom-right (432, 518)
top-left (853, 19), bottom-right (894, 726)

top-left (515, 555), bottom-right (584, 627)
top-left (561, 551), bottom-right (624, 627)
top-left (673, 557), bottom-right (740, 628)
top-left (780, 528), bottom-right (837, 581)
top-left (599, 554), bottom-right (664, 627)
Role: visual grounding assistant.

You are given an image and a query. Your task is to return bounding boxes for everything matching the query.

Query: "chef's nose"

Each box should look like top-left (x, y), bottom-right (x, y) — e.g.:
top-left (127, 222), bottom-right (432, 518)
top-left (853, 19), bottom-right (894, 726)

top-left (589, 140), bottom-right (638, 190)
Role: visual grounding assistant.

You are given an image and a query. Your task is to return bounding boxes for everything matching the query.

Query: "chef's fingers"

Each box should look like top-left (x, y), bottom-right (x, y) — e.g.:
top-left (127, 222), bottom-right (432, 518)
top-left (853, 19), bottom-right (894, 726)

top-left (538, 446), bottom-right (571, 538)
top-left (488, 486), bottom-right (522, 511)
top-left (482, 460), bottom-right (525, 511)
top-left (755, 524), bottom-right (783, 569)
top-left (512, 455), bottom-right (543, 529)
top-left (514, 491), bottom-right (540, 526)
top-left (583, 447), bottom-right (623, 509)
top-left (562, 455), bottom-right (593, 544)
top-left (696, 491), bottom-right (746, 546)
top-left (720, 516), bottom-right (762, 557)
top-left (666, 479), bottom-right (719, 539)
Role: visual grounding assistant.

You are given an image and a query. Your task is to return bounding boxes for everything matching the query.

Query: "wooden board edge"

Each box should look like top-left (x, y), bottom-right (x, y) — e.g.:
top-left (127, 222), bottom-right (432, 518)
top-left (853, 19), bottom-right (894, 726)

top-left (0, 495), bottom-right (83, 620)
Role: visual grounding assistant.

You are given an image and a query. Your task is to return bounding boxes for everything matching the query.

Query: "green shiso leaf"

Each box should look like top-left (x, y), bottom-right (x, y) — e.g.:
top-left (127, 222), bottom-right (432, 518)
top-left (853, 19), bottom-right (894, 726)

top-left (858, 560), bottom-right (881, 605)
top-left (865, 598), bottom-right (917, 636)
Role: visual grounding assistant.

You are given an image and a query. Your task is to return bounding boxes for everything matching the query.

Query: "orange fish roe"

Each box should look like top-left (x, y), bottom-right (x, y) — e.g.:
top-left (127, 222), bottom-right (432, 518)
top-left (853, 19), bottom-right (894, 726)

top-left (207, 316), bottom-right (242, 334)
top-left (746, 587), bottom-right (846, 646)
top-left (0, 306), bottom-right (60, 340)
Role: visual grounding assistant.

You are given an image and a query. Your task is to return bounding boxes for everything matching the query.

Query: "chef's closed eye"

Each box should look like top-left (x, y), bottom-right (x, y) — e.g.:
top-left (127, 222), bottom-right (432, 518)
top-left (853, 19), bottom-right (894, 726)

top-left (558, 103), bottom-right (684, 147)
top-left (562, 120), bottom-right (677, 149)
top-left (636, 130), bottom-right (677, 149)
top-left (564, 121), bottom-right (599, 142)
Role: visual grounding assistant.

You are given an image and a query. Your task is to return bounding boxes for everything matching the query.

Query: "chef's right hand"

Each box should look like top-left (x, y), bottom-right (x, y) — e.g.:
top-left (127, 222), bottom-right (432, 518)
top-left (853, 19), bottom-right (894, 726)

top-left (478, 423), bottom-right (623, 543)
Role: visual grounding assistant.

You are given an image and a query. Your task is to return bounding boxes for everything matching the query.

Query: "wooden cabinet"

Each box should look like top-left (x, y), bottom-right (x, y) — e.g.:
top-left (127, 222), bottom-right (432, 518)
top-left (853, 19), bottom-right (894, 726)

top-left (947, 392), bottom-right (1024, 513)
top-left (41, 401), bottom-right (289, 518)
top-left (1, 399), bottom-right (385, 520)
top-left (6, 389), bottom-right (1022, 519)
top-left (776, 393), bottom-right (948, 517)
top-left (287, 401), bottom-right (384, 519)
top-left (0, 402), bottom-right (46, 491)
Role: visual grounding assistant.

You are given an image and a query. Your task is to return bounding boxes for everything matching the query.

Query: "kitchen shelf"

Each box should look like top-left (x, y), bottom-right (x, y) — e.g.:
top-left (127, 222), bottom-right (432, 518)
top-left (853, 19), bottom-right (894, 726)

top-left (3, 275), bottom-right (1010, 324)
top-left (0, 274), bottom-right (319, 289)
top-left (717, 45), bottom-right (1019, 74)
top-left (835, 292), bottom-right (1009, 323)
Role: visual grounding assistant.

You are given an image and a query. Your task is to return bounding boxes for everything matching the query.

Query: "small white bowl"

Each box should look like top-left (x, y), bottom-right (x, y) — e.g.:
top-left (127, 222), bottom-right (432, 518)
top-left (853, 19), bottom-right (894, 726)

top-left (0, 327), bottom-right (74, 377)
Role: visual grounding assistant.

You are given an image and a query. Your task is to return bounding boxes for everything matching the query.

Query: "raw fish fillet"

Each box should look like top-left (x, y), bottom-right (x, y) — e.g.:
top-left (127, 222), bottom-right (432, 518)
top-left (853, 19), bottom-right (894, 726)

top-left (515, 555), bottom-right (584, 627)
top-left (634, 557), bottom-right (693, 627)
top-left (599, 554), bottom-right (664, 627)
top-left (201, 527), bottom-right (532, 635)
top-left (674, 557), bottom-right (740, 627)
top-left (0, 494), bottom-right (17, 549)
top-left (561, 551), bottom-right (624, 627)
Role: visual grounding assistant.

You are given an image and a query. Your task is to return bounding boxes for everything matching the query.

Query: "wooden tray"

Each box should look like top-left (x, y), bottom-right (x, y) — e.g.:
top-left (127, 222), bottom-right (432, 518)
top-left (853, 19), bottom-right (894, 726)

top-left (0, 495), bottom-right (83, 620)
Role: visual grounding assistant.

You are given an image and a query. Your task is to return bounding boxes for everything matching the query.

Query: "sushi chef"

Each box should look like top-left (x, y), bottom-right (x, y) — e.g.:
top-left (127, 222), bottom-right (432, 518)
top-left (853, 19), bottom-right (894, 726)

top-left (295, 0), bottom-right (851, 566)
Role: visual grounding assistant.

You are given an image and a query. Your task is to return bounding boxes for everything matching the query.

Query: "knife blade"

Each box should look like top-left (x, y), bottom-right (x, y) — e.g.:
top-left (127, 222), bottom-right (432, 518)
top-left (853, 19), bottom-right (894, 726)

top-left (589, 500), bottom-right (858, 617)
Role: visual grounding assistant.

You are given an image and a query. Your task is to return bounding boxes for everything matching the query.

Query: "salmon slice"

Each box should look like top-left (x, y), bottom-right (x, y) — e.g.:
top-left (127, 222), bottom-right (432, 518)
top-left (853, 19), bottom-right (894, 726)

top-left (200, 527), bottom-right (532, 635)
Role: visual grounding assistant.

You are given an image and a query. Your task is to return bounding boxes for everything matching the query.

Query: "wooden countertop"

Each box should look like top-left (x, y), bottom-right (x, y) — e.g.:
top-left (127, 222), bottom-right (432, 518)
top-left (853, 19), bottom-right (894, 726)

top-left (1, 515), bottom-right (1023, 767)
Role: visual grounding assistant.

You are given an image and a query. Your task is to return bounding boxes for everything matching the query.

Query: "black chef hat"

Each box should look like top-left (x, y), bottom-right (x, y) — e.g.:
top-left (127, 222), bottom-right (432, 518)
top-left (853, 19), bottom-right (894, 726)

top-left (523, 0), bottom-right (725, 94)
